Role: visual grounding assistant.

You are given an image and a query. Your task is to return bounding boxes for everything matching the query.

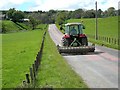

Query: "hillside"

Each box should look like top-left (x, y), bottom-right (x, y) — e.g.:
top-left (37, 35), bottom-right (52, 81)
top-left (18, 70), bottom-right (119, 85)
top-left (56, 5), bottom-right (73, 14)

top-left (67, 16), bottom-right (119, 49)
top-left (2, 20), bottom-right (31, 33)
top-left (68, 16), bottom-right (118, 38)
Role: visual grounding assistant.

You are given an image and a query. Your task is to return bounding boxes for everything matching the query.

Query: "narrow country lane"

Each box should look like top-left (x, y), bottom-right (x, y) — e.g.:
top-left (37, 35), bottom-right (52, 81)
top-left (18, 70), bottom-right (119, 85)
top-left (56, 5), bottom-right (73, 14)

top-left (48, 24), bottom-right (119, 88)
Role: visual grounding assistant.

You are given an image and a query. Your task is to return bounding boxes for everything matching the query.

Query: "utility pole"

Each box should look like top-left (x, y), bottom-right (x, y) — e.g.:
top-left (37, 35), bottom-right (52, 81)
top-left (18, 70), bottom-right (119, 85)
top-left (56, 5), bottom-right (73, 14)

top-left (95, 1), bottom-right (98, 40)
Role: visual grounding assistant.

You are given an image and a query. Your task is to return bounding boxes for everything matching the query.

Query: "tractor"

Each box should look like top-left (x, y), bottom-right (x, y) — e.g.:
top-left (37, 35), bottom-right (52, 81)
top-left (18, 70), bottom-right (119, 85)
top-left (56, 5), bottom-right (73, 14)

top-left (57, 23), bottom-right (95, 54)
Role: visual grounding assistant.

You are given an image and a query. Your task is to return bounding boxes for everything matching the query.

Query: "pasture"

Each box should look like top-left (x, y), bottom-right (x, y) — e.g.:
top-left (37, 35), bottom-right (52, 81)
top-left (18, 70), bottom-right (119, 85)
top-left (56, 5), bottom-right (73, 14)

top-left (2, 28), bottom-right (45, 88)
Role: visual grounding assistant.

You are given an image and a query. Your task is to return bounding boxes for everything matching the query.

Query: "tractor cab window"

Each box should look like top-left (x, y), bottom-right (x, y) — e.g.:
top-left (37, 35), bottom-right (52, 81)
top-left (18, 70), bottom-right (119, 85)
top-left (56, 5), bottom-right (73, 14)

top-left (65, 26), bottom-right (69, 34)
top-left (78, 24), bottom-right (83, 34)
top-left (65, 24), bottom-right (84, 35)
top-left (69, 26), bottom-right (78, 35)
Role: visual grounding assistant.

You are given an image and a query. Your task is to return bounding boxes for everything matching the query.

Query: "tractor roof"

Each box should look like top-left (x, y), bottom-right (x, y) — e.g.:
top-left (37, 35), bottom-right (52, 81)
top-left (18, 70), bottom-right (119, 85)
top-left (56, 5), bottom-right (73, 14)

top-left (65, 23), bottom-right (82, 26)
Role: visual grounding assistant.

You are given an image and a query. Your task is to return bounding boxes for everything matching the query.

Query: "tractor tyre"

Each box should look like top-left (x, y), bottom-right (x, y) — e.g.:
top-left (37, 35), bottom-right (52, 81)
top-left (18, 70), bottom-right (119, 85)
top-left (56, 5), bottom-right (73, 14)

top-left (62, 38), bottom-right (69, 46)
top-left (81, 37), bottom-right (88, 46)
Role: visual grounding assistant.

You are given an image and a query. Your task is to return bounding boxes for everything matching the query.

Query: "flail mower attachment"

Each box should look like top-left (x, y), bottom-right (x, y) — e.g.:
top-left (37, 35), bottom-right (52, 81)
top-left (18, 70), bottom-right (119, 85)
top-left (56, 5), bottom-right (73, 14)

top-left (57, 44), bottom-right (95, 54)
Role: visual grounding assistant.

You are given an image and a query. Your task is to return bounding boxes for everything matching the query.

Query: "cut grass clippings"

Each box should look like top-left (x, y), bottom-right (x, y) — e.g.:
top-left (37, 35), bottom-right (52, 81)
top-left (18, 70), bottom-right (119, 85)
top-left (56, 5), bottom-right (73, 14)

top-left (35, 31), bottom-right (88, 88)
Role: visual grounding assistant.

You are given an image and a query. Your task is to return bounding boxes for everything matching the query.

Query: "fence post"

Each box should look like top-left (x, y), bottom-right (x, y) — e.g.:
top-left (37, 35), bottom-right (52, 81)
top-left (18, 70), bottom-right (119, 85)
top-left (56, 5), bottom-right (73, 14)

top-left (108, 37), bottom-right (110, 43)
top-left (35, 60), bottom-right (38, 71)
top-left (114, 38), bottom-right (116, 44)
top-left (104, 37), bottom-right (106, 41)
top-left (26, 74), bottom-right (30, 84)
top-left (30, 68), bottom-right (33, 83)
top-left (111, 38), bottom-right (113, 44)
top-left (118, 38), bottom-right (120, 45)
top-left (23, 80), bottom-right (27, 87)
top-left (32, 64), bottom-right (36, 80)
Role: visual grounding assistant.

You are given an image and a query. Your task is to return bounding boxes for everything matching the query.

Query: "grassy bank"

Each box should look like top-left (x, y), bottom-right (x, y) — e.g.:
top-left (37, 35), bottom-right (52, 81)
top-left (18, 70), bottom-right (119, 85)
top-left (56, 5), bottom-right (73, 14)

top-left (2, 20), bottom-right (31, 33)
top-left (35, 31), bottom-right (88, 88)
top-left (2, 29), bottom-right (45, 88)
top-left (68, 16), bottom-right (118, 38)
top-left (67, 16), bottom-right (119, 49)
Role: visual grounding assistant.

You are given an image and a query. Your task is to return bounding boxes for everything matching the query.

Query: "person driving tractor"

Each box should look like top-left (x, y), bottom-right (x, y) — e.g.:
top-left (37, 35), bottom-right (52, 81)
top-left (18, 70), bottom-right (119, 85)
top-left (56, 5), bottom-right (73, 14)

top-left (70, 26), bottom-right (77, 35)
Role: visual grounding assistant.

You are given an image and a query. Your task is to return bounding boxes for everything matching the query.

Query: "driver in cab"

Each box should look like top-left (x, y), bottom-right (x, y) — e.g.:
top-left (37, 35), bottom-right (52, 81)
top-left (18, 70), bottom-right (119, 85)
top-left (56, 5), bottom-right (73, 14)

top-left (70, 26), bottom-right (77, 35)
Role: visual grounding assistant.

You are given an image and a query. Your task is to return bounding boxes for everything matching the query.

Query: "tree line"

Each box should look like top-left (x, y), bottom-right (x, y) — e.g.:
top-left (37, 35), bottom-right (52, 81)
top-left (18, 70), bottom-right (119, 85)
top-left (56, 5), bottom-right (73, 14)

top-left (1, 7), bottom-right (119, 28)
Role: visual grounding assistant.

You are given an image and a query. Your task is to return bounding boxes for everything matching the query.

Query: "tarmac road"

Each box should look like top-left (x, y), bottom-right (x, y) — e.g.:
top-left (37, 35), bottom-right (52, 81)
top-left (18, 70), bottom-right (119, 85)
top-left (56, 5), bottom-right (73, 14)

top-left (48, 24), bottom-right (119, 88)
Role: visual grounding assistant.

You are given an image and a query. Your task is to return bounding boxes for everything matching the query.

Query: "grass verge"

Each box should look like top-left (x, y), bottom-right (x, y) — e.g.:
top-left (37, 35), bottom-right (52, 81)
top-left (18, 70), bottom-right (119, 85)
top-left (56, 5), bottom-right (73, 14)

top-left (2, 29), bottom-right (45, 88)
top-left (35, 31), bottom-right (88, 88)
top-left (88, 38), bottom-right (119, 50)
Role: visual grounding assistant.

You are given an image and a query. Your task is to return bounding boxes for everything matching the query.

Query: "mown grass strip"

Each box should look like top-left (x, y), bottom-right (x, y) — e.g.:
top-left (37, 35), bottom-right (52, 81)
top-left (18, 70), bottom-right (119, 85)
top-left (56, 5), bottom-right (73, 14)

top-left (35, 31), bottom-right (88, 88)
top-left (2, 29), bottom-right (45, 88)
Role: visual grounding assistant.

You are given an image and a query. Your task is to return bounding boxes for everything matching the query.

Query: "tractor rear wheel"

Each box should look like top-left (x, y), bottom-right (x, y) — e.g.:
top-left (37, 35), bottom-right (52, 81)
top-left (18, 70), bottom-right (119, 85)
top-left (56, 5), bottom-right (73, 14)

top-left (62, 38), bottom-right (69, 46)
top-left (81, 37), bottom-right (88, 46)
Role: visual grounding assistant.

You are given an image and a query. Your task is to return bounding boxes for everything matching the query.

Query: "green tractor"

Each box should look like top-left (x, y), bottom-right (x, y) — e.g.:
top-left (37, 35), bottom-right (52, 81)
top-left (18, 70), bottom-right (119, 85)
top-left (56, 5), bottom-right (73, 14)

top-left (57, 23), bottom-right (95, 54)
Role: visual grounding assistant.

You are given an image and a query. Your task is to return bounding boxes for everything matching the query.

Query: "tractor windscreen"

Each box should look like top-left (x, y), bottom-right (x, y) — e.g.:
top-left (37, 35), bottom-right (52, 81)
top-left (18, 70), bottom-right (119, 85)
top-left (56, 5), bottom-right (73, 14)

top-left (65, 24), bottom-right (83, 35)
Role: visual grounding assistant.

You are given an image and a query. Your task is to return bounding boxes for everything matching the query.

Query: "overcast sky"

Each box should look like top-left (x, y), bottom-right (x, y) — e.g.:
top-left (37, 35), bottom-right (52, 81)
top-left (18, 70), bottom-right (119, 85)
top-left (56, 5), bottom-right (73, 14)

top-left (0, 0), bottom-right (119, 11)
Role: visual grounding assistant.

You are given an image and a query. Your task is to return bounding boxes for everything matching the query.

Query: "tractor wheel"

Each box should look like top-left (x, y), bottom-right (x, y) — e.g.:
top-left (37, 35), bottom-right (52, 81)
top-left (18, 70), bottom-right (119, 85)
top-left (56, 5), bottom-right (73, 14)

top-left (62, 38), bottom-right (69, 46)
top-left (81, 37), bottom-right (88, 46)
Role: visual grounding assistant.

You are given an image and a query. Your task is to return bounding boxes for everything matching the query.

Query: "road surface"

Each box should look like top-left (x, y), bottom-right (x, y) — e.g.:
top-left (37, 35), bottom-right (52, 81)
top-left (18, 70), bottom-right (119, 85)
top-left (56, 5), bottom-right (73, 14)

top-left (48, 24), bottom-right (119, 88)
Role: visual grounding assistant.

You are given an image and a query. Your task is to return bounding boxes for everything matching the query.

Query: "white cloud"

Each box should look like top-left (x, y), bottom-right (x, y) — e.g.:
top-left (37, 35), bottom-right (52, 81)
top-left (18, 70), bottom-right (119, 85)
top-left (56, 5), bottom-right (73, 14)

top-left (0, 0), bottom-right (119, 11)
top-left (30, 0), bottom-right (119, 11)
top-left (0, 0), bottom-right (31, 10)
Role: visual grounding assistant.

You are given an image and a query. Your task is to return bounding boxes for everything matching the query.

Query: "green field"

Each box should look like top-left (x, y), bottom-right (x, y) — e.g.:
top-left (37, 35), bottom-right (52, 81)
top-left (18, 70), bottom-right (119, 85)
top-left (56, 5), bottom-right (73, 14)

top-left (2, 29), bottom-right (45, 88)
top-left (67, 16), bottom-right (119, 49)
top-left (35, 32), bottom-right (88, 88)
top-left (68, 16), bottom-right (118, 38)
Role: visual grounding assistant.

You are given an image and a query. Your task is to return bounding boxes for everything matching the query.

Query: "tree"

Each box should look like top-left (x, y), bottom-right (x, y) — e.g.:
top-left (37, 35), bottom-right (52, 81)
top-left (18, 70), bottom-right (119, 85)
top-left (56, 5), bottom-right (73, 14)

top-left (6, 8), bottom-right (25, 22)
top-left (107, 7), bottom-right (116, 16)
top-left (6, 8), bottom-right (16, 19)
top-left (82, 9), bottom-right (95, 18)
top-left (28, 16), bottom-right (38, 30)
top-left (12, 11), bottom-right (25, 22)
top-left (118, 9), bottom-right (120, 16)
top-left (97, 9), bottom-right (103, 18)
top-left (56, 12), bottom-right (67, 25)
top-left (71, 9), bottom-right (84, 19)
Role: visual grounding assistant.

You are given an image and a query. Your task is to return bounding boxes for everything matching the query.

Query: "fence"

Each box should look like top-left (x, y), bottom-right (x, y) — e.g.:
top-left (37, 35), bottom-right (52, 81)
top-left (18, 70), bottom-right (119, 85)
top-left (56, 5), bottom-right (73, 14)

top-left (22, 25), bottom-right (47, 88)
top-left (87, 34), bottom-right (120, 46)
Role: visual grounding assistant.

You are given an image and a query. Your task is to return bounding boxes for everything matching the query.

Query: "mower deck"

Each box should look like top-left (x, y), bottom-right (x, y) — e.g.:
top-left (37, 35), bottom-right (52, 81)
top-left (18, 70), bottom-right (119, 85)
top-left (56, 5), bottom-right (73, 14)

top-left (57, 45), bottom-right (95, 54)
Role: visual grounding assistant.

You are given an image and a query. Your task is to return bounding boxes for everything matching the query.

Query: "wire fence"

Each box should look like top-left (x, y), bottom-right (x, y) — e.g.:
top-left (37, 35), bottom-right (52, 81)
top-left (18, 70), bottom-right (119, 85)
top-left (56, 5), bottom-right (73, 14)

top-left (87, 34), bottom-right (120, 45)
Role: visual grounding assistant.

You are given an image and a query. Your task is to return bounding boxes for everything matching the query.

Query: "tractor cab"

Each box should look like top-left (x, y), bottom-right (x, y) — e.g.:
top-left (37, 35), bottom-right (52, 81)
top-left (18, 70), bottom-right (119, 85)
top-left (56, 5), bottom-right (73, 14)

top-left (63, 23), bottom-right (86, 39)
top-left (64, 23), bottom-right (85, 36)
